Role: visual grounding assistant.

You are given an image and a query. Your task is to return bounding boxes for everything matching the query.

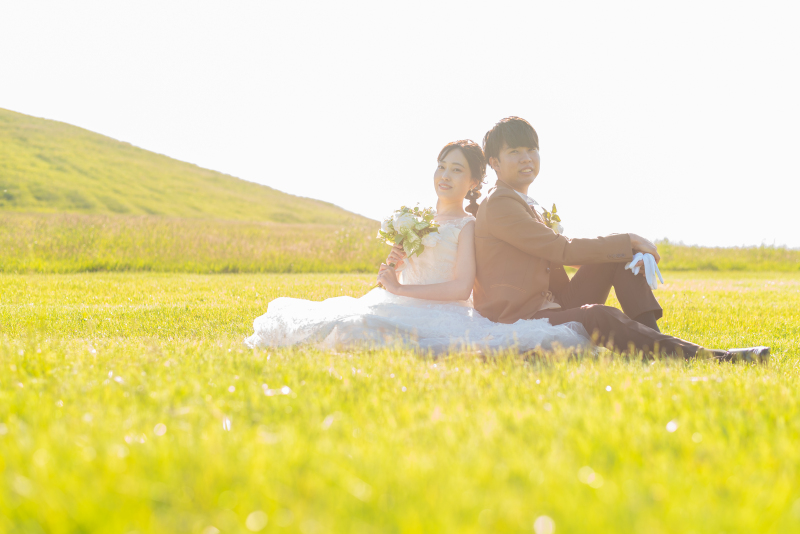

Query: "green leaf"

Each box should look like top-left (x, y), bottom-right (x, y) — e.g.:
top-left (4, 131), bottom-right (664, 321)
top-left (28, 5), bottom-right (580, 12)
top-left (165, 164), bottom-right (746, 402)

top-left (400, 230), bottom-right (421, 256)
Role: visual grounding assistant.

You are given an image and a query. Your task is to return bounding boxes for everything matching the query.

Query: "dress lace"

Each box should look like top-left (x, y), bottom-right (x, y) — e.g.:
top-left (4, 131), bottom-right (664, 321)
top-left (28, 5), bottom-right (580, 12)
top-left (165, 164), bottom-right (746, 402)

top-left (399, 216), bottom-right (474, 291)
top-left (245, 214), bottom-right (589, 353)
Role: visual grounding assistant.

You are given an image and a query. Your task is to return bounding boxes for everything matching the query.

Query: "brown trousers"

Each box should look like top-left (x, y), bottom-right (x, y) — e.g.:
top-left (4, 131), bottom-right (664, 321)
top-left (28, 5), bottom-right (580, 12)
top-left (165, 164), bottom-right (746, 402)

top-left (533, 262), bottom-right (702, 358)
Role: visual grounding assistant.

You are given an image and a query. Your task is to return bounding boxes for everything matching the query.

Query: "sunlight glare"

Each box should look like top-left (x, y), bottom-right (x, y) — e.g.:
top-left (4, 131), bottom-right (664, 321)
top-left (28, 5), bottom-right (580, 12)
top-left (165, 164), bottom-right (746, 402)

top-left (534, 515), bottom-right (556, 534)
top-left (666, 420), bottom-right (679, 433)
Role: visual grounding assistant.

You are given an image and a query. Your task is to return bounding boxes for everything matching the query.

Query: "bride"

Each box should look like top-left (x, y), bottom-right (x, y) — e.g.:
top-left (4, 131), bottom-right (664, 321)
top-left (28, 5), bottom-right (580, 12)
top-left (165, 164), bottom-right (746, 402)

top-left (244, 140), bottom-right (589, 353)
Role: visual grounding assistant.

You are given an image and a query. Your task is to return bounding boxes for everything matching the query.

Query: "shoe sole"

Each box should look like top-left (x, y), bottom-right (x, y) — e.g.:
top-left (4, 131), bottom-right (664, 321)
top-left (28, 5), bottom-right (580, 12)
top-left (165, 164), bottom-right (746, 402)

top-left (726, 346), bottom-right (770, 364)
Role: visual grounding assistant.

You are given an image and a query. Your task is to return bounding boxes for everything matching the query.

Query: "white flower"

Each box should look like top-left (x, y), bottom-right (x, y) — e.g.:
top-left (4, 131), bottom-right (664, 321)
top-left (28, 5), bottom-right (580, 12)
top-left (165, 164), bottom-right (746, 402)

top-left (381, 219), bottom-right (392, 233)
top-left (421, 233), bottom-right (440, 248)
top-left (392, 212), bottom-right (416, 231)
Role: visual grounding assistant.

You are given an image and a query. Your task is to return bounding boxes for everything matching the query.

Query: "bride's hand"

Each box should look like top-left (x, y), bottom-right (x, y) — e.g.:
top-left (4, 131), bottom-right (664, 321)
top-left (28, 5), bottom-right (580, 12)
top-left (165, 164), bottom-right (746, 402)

top-left (377, 263), bottom-right (401, 293)
top-left (386, 244), bottom-right (406, 269)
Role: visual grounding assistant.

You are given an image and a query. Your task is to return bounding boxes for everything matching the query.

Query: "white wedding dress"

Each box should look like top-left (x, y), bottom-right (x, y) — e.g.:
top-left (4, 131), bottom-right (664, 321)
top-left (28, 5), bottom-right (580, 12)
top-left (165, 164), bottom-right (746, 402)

top-left (244, 216), bottom-right (590, 353)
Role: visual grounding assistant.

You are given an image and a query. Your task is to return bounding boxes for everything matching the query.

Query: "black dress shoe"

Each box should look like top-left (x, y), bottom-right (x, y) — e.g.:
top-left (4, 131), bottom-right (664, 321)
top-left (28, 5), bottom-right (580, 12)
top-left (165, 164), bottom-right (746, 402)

top-left (725, 346), bottom-right (770, 364)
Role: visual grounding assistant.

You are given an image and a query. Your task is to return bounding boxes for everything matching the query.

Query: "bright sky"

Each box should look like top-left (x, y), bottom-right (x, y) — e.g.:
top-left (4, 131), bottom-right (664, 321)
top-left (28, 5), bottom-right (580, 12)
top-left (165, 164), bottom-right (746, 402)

top-left (2, 1), bottom-right (798, 247)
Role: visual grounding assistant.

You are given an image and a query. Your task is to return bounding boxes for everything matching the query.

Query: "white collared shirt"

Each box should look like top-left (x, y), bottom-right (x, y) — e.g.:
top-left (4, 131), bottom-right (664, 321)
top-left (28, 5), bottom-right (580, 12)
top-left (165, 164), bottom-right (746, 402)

top-left (515, 190), bottom-right (539, 208)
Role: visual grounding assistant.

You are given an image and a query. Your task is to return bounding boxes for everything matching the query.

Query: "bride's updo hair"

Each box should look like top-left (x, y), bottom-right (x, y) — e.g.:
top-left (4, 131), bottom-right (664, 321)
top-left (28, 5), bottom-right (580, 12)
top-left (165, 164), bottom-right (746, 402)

top-left (437, 140), bottom-right (487, 217)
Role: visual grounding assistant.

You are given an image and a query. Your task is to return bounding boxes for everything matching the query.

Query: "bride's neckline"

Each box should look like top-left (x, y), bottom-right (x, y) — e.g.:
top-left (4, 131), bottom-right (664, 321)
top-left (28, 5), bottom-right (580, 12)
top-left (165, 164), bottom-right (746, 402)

top-left (432, 211), bottom-right (475, 224)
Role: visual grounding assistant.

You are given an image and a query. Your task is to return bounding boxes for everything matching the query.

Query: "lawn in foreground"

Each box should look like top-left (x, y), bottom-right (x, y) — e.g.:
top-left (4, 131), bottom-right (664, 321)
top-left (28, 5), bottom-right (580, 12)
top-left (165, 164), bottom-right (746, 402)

top-left (1, 272), bottom-right (800, 533)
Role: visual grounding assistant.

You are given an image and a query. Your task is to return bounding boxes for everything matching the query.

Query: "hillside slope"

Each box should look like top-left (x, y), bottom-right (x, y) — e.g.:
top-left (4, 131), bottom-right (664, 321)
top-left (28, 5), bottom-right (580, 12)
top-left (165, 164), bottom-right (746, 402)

top-left (0, 108), bottom-right (368, 224)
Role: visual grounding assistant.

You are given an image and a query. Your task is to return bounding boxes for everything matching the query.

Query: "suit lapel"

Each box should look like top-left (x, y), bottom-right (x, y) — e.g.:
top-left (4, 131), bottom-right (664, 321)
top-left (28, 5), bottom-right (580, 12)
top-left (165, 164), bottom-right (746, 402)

top-left (530, 205), bottom-right (545, 223)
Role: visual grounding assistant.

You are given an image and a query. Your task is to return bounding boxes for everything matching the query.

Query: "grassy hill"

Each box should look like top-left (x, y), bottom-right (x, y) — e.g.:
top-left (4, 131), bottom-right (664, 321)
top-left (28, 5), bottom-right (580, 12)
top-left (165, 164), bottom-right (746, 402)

top-left (0, 108), bottom-right (367, 224)
top-left (2, 108), bottom-right (797, 275)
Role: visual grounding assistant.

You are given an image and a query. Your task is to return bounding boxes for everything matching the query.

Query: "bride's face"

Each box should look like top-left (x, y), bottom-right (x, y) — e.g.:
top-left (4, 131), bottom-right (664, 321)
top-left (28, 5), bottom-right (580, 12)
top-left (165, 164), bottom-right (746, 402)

top-left (434, 148), bottom-right (477, 202)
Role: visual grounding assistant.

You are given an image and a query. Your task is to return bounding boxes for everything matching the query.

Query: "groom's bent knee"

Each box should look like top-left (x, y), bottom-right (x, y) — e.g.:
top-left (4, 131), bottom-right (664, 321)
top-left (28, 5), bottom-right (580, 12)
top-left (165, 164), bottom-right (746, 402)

top-left (579, 304), bottom-right (632, 339)
top-left (579, 303), bottom-right (621, 317)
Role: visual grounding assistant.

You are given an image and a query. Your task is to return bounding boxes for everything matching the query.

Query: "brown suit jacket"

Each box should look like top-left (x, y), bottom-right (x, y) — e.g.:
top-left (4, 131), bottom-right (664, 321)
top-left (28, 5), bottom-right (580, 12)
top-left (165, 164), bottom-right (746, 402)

top-left (473, 180), bottom-right (634, 324)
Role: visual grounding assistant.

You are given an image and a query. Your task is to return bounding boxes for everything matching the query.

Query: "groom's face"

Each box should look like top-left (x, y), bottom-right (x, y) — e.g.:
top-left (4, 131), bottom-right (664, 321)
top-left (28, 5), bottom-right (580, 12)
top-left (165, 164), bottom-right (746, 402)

top-left (490, 142), bottom-right (540, 192)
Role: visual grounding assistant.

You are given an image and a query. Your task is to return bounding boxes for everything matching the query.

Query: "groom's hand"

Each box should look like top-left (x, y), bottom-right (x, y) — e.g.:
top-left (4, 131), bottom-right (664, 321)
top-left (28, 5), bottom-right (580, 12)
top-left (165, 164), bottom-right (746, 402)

top-left (628, 233), bottom-right (661, 263)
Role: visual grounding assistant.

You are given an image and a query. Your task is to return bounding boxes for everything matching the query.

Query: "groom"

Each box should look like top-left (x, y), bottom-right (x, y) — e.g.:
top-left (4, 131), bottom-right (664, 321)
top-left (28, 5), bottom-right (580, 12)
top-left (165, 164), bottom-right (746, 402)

top-left (473, 116), bottom-right (769, 362)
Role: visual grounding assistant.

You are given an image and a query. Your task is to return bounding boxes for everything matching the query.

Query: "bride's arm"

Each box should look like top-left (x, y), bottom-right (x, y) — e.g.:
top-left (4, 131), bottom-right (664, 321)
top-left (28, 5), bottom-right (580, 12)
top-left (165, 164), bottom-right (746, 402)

top-left (376, 222), bottom-right (476, 301)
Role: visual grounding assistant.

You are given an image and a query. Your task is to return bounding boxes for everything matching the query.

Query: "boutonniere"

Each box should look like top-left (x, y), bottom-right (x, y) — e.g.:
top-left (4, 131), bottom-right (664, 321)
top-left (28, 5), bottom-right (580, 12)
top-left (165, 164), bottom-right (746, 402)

top-left (540, 204), bottom-right (563, 234)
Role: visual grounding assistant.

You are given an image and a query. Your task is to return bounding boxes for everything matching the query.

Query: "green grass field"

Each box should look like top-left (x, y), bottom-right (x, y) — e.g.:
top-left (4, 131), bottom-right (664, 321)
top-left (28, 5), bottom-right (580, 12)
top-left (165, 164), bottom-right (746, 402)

top-left (2, 271), bottom-right (799, 533)
top-left (3, 106), bottom-right (800, 533)
top-left (0, 213), bottom-right (384, 274)
top-left (3, 212), bottom-right (799, 275)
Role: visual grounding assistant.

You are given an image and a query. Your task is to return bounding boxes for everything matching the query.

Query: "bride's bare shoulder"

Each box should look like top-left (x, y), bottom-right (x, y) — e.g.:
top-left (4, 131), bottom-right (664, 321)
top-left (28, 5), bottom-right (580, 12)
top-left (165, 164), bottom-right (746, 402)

top-left (457, 219), bottom-right (476, 239)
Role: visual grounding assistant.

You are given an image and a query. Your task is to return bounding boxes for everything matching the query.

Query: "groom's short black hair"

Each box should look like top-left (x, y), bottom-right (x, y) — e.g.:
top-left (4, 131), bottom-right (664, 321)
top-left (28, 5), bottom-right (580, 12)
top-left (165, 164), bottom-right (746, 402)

top-left (483, 117), bottom-right (539, 162)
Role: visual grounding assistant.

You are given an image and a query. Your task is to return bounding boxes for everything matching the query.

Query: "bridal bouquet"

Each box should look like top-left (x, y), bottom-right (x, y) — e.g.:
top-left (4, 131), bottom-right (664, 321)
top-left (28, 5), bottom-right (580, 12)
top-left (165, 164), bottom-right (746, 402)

top-left (376, 206), bottom-right (440, 258)
top-left (540, 203), bottom-right (564, 234)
